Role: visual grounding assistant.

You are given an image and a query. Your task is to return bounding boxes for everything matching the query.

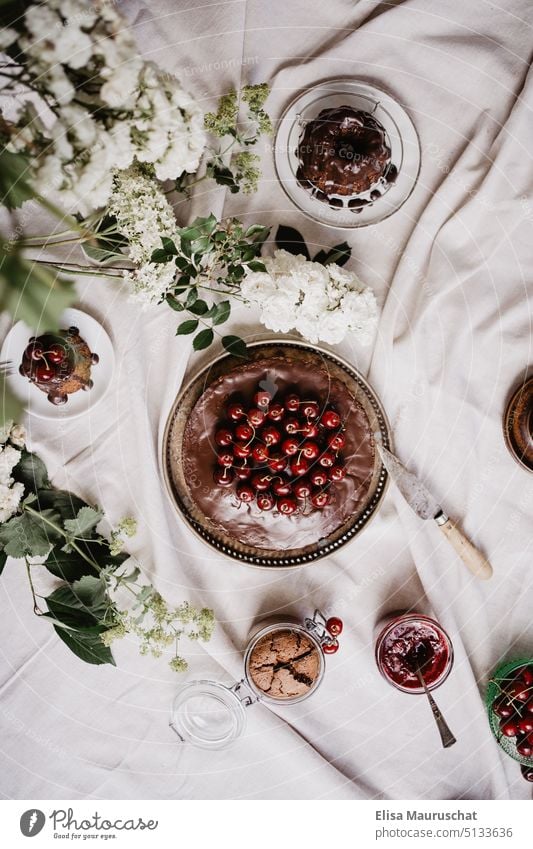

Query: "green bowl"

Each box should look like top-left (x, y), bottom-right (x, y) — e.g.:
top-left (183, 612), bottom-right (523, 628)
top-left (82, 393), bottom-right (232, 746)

top-left (486, 658), bottom-right (533, 767)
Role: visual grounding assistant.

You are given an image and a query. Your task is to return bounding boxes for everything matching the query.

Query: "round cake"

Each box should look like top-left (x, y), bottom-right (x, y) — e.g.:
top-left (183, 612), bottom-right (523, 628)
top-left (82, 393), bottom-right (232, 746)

top-left (296, 106), bottom-right (393, 202)
top-left (19, 326), bottom-right (99, 406)
top-left (181, 355), bottom-right (375, 552)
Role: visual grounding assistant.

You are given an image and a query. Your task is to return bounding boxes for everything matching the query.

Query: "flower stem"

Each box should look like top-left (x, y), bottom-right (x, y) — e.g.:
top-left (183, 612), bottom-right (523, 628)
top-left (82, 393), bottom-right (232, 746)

top-left (24, 505), bottom-right (102, 573)
top-left (25, 559), bottom-right (43, 615)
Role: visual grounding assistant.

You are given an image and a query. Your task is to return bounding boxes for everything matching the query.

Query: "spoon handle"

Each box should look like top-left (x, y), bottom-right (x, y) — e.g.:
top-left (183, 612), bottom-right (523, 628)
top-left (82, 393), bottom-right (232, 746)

top-left (425, 688), bottom-right (457, 748)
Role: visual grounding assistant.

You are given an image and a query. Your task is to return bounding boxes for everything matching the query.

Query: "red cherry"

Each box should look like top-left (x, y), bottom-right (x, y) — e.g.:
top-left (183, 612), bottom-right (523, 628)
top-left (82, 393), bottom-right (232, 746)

top-left (285, 394), bottom-right (300, 412)
top-left (301, 421), bottom-right (319, 438)
top-left (35, 364), bottom-right (55, 382)
top-left (234, 462), bottom-right (251, 480)
top-left (500, 718), bottom-right (519, 738)
top-left (237, 484), bottom-right (255, 503)
top-left (302, 441), bottom-right (320, 460)
top-left (281, 437), bottom-right (299, 457)
top-left (311, 490), bottom-right (331, 509)
top-left (319, 451), bottom-right (335, 468)
top-left (326, 617), bottom-right (343, 636)
top-left (47, 343), bottom-right (66, 364)
top-left (293, 477), bottom-right (312, 499)
top-left (267, 454), bottom-right (288, 473)
top-left (526, 699), bottom-right (533, 715)
top-left (215, 428), bottom-right (233, 447)
top-left (251, 472), bottom-right (271, 492)
top-left (273, 479), bottom-right (292, 497)
top-left (493, 695), bottom-right (514, 719)
top-left (268, 402), bottom-right (284, 421)
top-left (516, 736), bottom-right (533, 758)
top-left (310, 469), bottom-right (328, 487)
top-left (253, 390), bottom-right (271, 409)
top-left (518, 716), bottom-right (533, 734)
top-left (301, 401), bottom-right (319, 419)
top-left (329, 465), bottom-right (346, 482)
top-left (520, 667), bottom-right (533, 687)
top-left (227, 402), bottom-right (245, 421)
top-left (234, 443), bottom-right (251, 459)
top-left (507, 681), bottom-right (531, 702)
top-left (247, 408), bottom-right (265, 427)
top-left (213, 467), bottom-right (234, 486)
top-left (284, 418), bottom-right (301, 435)
top-left (290, 457), bottom-right (309, 476)
top-left (277, 496), bottom-right (298, 515)
top-left (25, 341), bottom-right (44, 361)
top-left (252, 444), bottom-right (269, 462)
top-left (521, 765), bottom-right (533, 781)
top-left (327, 432), bottom-right (346, 451)
top-left (260, 425), bottom-right (281, 446)
top-left (321, 409), bottom-right (341, 429)
top-left (257, 492), bottom-right (275, 511)
top-left (217, 450), bottom-right (234, 467)
top-left (322, 640), bottom-right (339, 654)
top-left (235, 423), bottom-right (253, 442)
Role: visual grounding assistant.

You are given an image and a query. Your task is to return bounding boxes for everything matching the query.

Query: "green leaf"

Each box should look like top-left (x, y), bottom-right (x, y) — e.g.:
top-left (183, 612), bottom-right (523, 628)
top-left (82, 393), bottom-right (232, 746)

top-left (175, 256), bottom-right (190, 271)
top-left (177, 319), bottom-right (199, 335)
top-left (166, 294), bottom-right (185, 312)
top-left (34, 489), bottom-right (87, 523)
top-left (81, 242), bottom-right (122, 265)
top-left (275, 225), bottom-right (310, 259)
top-left (185, 287), bottom-right (198, 308)
top-left (46, 578), bottom-right (108, 629)
top-left (314, 241), bottom-right (352, 267)
top-left (0, 149), bottom-right (34, 209)
top-left (212, 165), bottom-right (239, 192)
top-left (64, 506), bottom-right (103, 538)
top-left (188, 299), bottom-right (209, 316)
top-left (161, 236), bottom-right (178, 255)
top-left (0, 375), bottom-right (22, 426)
top-left (193, 328), bottom-right (214, 350)
top-left (53, 626), bottom-right (115, 666)
top-left (0, 549), bottom-right (7, 577)
top-left (150, 248), bottom-right (172, 263)
top-left (222, 335), bottom-right (248, 359)
top-left (71, 574), bottom-right (108, 609)
top-left (0, 509), bottom-right (61, 558)
top-left (212, 300), bottom-right (231, 325)
top-left (44, 547), bottom-right (99, 583)
top-left (247, 260), bottom-right (267, 273)
top-left (13, 450), bottom-right (51, 492)
top-left (245, 224), bottom-right (268, 238)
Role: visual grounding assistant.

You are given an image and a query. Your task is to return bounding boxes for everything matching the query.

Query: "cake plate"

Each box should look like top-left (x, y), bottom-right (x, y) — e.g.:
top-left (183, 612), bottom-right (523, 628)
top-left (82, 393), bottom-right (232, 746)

top-left (274, 78), bottom-right (421, 229)
top-left (162, 340), bottom-right (391, 569)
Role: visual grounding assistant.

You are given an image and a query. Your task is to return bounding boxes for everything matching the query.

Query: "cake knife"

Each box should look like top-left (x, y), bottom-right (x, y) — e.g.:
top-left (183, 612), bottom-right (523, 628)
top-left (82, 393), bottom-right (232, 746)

top-left (377, 443), bottom-right (493, 581)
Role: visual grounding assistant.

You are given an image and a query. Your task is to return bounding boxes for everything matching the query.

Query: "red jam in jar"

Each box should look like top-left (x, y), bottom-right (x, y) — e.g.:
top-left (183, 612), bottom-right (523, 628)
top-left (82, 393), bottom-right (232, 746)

top-left (375, 613), bottom-right (454, 693)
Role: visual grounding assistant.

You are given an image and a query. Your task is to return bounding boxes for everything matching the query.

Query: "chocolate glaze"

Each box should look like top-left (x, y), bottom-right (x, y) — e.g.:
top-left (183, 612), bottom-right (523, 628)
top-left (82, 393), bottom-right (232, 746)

top-left (182, 356), bottom-right (375, 551)
top-left (297, 106), bottom-right (392, 200)
top-left (19, 326), bottom-right (97, 406)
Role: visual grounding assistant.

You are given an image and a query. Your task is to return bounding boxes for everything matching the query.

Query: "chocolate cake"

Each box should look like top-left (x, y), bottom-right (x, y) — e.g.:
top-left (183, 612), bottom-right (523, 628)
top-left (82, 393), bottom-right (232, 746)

top-left (19, 326), bottom-right (99, 406)
top-left (247, 628), bottom-right (321, 700)
top-left (181, 355), bottom-right (375, 552)
top-left (297, 106), bottom-right (393, 202)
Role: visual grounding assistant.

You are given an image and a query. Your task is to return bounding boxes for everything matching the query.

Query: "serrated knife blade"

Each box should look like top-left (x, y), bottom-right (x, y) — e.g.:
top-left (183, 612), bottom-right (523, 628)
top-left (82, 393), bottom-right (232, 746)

top-left (377, 442), bottom-right (493, 580)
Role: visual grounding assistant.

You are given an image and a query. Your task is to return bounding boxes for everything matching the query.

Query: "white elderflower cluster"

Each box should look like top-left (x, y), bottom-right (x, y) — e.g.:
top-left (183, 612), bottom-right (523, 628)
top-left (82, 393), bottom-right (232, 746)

top-left (107, 165), bottom-right (178, 304)
top-left (5, 0), bottom-right (206, 216)
top-left (241, 250), bottom-right (379, 346)
top-left (0, 423), bottom-right (26, 524)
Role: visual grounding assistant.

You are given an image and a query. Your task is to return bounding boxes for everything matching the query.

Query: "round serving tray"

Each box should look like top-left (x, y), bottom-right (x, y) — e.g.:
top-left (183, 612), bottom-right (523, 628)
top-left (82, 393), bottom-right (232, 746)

top-left (162, 340), bottom-right (391, 568)
top-left (274, 78), bottom-right (421, 229)
top-left (503, 376), bottom-right (533, 473)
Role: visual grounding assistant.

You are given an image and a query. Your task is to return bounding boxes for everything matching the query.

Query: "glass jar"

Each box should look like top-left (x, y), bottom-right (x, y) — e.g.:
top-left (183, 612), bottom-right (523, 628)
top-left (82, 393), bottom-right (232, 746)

top-left (170, 610), bottom-right (341, 749)
top-left (375, 611), bottom-right (454, 694)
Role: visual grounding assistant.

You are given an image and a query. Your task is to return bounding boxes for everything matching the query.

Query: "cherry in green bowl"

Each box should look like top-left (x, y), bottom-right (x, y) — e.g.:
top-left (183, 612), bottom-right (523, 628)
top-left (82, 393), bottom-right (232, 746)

top-left (486, 659), bottom-right (533, 767)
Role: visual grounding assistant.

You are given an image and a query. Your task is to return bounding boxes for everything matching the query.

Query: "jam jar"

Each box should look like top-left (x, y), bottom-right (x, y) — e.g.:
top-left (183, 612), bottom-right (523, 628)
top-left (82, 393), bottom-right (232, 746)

top-left (170, 610), bottom-right (342, 749)
top-left (375, 612), bottom-right (454, 694)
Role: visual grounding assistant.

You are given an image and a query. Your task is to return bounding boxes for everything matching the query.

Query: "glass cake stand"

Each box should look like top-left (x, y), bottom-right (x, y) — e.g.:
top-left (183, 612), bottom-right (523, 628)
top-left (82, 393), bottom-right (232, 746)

top-left (274, 78), bottom-right (421, 229)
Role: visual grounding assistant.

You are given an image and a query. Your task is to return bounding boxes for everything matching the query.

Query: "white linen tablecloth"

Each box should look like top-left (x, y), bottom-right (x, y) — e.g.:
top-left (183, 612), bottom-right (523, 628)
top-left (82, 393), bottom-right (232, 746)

top-left (1, 0), bottom-right (532, 800)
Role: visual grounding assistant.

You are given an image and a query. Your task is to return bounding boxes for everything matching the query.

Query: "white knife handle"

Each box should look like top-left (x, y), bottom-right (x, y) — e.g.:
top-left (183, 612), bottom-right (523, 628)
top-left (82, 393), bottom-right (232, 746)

top-left (436, 515), bottom-right (493, 580)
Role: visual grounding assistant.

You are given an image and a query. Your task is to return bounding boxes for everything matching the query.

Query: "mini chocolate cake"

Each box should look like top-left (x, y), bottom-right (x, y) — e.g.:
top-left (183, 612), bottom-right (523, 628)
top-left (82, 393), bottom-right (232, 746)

top-left (19, 326), bottom-right (99, 406)
top-left (247, 628), bottom-right (321, 700)
top-left (297, 106), bottom-right (393, 202)
top-left (181, 355), bottom-right (375, 551)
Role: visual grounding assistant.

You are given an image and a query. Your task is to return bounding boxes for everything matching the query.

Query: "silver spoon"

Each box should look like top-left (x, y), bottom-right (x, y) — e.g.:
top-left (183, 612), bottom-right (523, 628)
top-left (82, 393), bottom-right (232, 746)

top-left (407, 643), bottom-right (457, 749)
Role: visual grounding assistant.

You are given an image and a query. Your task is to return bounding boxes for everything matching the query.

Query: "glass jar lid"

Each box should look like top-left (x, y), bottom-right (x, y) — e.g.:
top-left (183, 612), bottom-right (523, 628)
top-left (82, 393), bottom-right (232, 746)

top-left (170, 680), bottom-right (247, 749)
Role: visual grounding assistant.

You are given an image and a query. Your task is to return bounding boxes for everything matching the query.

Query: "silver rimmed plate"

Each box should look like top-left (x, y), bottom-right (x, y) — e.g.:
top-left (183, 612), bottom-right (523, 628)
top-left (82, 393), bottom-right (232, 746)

top-left (162, 340), bottom-right (390, 568)
top-left (274, 78), bottom-right (420, 228)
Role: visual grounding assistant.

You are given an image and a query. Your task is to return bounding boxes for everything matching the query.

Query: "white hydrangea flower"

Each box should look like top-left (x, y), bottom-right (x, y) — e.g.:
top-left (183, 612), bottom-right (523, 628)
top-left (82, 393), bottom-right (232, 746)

top-left (241, 249), bottom-right (379, 347)
top-left (0, 481), bottom-right (24, 524)
top-left (9, 424), bottom-right (26, 448)
top-left (0, 28), bottom-right (18, 49)
top-left (0, 445), bottom-right (22, 485)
